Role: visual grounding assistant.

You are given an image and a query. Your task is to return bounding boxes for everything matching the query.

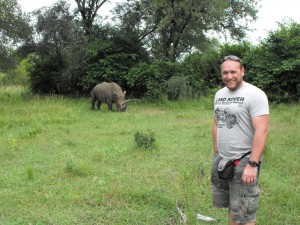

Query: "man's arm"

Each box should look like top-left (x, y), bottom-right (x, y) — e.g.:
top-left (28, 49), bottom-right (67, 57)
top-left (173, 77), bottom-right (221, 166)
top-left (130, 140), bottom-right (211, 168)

top-left (212, 116), bottom-right (218, 153)
top-left (250, 115), bottom-right (269, 162)
top-left (242, 115), bottom-right (269, 184)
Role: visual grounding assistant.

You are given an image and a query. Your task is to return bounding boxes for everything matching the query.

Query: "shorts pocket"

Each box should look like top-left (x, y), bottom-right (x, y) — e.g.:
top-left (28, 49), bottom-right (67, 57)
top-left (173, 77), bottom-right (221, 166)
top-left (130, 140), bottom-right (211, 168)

top-left (240, 184), bottom-right (260, 214)
top-left (212, 152), bottom-right (221, 164)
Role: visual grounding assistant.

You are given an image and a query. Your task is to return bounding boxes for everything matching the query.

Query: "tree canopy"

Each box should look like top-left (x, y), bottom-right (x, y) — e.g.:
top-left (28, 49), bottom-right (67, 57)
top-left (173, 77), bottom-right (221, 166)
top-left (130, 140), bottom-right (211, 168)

top-left (113, 0), bottom-right (259, 62)
top-left (0, 0), bottom-right (31, 71)
top-left (1, 0), bottom-right (299, 103)
top-left (74, 0), bottom-right (108, 35)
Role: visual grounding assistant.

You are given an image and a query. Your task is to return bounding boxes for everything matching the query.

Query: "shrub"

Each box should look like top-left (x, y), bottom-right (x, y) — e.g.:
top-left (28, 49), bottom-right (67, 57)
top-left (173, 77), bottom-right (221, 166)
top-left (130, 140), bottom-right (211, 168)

top-left (26, 167), bottom-right (34, 180)
top-left (245, 21), bottom-right (300, 103)
top-left (165, 76), bottom-right (188, 100)
top-left (126, 61), bottom-right (176, 101)
top-left (64, 160), bottom-right (91, 176)
top-left (134, 131), bottom-right (156, 150)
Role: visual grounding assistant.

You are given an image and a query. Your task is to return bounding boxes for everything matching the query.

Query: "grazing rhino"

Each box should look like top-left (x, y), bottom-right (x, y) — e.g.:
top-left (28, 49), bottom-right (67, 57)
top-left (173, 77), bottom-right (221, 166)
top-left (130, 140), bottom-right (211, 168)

top-left (91, 82), bottom-right (127, 112)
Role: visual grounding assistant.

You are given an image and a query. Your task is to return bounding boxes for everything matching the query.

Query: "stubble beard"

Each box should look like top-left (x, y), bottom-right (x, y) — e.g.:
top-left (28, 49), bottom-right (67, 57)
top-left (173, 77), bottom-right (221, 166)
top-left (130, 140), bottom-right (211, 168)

top-left (226, 80), bottom-right (243, 91)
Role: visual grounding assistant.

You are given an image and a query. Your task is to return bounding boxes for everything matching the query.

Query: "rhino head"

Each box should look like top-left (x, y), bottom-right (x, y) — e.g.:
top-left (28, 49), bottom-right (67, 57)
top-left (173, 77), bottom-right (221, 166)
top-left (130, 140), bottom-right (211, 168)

top-left (114, 91), bottom-right (127, 112)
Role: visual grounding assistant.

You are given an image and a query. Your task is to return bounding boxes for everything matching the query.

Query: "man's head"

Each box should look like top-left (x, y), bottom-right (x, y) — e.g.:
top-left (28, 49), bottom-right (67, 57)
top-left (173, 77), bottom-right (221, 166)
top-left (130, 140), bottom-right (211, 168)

top-left (220, 55), bottom-right (244, 91)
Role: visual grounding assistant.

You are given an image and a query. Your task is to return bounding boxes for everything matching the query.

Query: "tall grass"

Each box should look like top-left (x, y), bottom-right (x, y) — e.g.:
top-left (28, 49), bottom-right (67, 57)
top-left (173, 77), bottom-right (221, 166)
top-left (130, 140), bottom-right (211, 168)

top-left (0, 86), bottom-right (299, 224)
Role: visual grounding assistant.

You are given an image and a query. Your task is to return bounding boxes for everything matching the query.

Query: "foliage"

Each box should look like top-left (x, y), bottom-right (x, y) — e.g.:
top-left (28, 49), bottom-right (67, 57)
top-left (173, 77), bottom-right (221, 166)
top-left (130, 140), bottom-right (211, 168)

top-left (165, 76), bottom-right (189, 100)
top-left (181, 49), bottom-right (220, 92)
top-left (0, 0), bottom-right (32, 71)
top-left (134, 131), bottom-right (156, 150)
top-left (81, 31), bottom-right (149, 93)
top-left (4, 0), bottom-right (297, 104)
top-left (28, 56), bottom-right (62, 94)
top-left (244, 20), bottom-right (300, 103)
top-left (1, 57), bottom-right (30, 86)
top-left (0, 86), bottom-right (299, 224)
top-left (219, 42), bottom-right (253, 63)
top-left (73, 0), bottom-right (109, 35)
top-left (126, 61), bottom-right (176, 100)
top-left (114, 0), bottom-right (259, 62)
top-left (0, 0), bottom-right (31, 41)
top-left (28, 0), bottom-right (87, 94)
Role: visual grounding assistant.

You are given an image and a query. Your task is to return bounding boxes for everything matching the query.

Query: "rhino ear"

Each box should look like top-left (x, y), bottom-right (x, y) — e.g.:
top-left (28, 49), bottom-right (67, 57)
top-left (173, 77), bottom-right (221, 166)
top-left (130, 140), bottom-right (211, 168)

top-left (124, 91), bottom-right (126, 95)
top-left (113, 91), bottom-right (118, 97)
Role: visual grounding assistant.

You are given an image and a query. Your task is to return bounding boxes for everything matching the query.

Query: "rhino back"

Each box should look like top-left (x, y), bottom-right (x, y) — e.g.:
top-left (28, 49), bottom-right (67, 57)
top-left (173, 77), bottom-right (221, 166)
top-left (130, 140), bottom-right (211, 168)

top-left (110, 82), bottom-right (123, 94)
top-left (93, 82), bottom-right (114, 102)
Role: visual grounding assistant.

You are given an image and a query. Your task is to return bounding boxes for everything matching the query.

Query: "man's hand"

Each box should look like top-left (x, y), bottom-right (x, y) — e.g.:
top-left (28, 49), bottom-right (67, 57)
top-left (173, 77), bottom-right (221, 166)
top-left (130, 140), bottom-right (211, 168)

top-left (242, 164), bottom-right (258, 185)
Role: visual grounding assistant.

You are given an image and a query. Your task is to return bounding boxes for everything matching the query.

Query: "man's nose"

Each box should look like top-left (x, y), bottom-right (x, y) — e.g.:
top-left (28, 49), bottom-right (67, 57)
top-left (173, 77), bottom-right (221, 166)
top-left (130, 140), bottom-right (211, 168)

top-left (225, 73), bottom-right (233, 79)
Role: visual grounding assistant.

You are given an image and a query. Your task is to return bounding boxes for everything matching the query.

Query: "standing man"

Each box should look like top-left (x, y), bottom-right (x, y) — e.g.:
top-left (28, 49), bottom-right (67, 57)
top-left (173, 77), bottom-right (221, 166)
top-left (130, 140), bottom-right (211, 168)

top-left (211, 55), bottom-right (269, 224)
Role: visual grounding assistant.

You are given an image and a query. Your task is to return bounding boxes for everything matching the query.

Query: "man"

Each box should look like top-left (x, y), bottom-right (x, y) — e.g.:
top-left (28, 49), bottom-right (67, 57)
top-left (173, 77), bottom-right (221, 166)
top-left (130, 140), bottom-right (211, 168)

top-left (211, 55), bottom-right (269, 225)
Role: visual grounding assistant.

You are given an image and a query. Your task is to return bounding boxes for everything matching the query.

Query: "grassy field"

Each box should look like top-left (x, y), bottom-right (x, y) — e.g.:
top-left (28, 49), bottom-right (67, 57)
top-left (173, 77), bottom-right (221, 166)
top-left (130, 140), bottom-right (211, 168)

top-left (0, 86), bottom-right (299, 225)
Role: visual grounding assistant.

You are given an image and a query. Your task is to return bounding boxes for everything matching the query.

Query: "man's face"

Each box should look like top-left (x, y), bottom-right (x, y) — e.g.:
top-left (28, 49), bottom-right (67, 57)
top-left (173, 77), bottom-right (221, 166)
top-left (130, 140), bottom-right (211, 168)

top-left (221, 60), bottom-right (244, 91)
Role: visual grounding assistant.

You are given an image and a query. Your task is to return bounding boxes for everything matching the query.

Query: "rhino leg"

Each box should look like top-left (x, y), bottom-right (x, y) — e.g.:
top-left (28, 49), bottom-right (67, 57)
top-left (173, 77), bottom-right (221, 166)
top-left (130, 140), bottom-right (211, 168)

top-left (97, 100), bottom-right (101, 110)
top-left (91, 97), bottom-right (96, 110)
top-left (107, 101), bottom-right (113, 111)
top-left (91, 90), bottom-right (97, 110)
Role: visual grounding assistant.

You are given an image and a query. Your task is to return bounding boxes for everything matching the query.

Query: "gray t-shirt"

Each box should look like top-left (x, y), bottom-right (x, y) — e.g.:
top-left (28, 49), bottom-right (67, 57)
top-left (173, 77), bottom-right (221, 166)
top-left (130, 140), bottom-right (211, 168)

top-left (214, 82), bottom-right (269, 159)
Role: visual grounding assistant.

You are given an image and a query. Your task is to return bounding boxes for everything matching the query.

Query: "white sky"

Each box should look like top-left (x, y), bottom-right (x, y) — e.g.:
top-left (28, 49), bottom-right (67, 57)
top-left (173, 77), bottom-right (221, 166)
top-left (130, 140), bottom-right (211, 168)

top-left (19, 0), bottom-right (300, 44)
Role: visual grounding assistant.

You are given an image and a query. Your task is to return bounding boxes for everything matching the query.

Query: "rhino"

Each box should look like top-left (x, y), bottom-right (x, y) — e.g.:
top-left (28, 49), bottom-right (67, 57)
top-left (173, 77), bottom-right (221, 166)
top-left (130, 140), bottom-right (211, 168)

top-left (91, 82), bottom-right (127, 112)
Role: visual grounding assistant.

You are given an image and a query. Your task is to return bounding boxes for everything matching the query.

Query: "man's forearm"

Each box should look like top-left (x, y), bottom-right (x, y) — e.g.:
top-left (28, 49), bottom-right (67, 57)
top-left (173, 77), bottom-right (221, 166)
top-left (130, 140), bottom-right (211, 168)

top-left (250, 115), bottom-right (269, 162)
top-left (250, 131), bottom-right (268, 162)
top-left (212, 117), bottom-right (218, 153)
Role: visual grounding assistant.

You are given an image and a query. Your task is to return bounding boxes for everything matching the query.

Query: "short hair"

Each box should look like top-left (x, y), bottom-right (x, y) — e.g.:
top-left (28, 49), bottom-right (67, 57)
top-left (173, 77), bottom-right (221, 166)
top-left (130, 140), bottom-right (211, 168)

top-left (221, 55), bottom-right (243, 68)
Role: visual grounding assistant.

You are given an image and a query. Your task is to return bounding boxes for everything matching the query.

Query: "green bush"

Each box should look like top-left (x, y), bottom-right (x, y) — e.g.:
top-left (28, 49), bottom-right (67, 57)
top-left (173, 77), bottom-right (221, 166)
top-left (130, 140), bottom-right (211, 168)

top-left (28, 56), bottom-right (62, 94)
top-left (126, 61), bottom-right (176, 101)
top-left (181, 50), bottom-right (219, 96)
top-left (0, 58), bottom-right (30, 86)
top-left (64, 160), bottom-right (91, 177)
top-left (134, 131), bottom-right (156, 150)
top-left (81, 33), bottom-right (149, 92)
top-left (245, 20), bottom-right (300, 103)
top-left (165, 76), bottom-right (188, 100)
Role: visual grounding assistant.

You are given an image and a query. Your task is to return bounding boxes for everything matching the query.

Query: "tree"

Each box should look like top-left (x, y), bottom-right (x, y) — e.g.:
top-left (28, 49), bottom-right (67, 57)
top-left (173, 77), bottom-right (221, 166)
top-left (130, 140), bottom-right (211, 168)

top-left (0, 0), bottom-right (32, 71)
top-left (34, 1), bottom-right (79, 67)
top-left (113, 0), bottom-right (259, 62)
top-left (73, 0), bottom-right (109, 35)
top-left (81, 26), bottom-right (150, 94)
top-left (29, 0), bottom-right (86, 93)
top-left (245, 20), bottom-right (300, 103)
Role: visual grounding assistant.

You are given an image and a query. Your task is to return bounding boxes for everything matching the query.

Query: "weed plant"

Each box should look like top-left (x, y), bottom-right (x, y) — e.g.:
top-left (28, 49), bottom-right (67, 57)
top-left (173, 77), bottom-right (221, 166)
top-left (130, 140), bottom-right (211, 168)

top-left (0, 86), bottom-right (299, 224)
top-left (134, 131), bottom-right (156, 150)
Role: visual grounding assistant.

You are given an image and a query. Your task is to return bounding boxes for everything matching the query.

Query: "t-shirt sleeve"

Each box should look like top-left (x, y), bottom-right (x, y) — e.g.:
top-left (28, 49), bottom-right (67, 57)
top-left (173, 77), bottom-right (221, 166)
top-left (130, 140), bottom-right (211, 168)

top-left (249, 89), bottom-right (269, 118)
top-left (213, 90), bottom-right (221, 113)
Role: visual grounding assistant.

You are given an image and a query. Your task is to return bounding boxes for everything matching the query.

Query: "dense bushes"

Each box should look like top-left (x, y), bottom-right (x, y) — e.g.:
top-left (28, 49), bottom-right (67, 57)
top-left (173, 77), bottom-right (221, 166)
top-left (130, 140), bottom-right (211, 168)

top-left (2, 1), bottom-right (299, 103)
top-left (244, 21), bottom-right (300, 103)
top-left (28, 57), bottom-right (63, 94)
top-left (81, 33), bottom-right (149, 95)
top-left (25, 19), bottom-right (299, 103)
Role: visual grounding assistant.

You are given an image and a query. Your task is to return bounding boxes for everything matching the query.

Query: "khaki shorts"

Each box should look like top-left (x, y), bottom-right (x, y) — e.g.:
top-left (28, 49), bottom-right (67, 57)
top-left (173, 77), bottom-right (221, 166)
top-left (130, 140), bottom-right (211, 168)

top-left (211, 153), bottom-right (260, 223)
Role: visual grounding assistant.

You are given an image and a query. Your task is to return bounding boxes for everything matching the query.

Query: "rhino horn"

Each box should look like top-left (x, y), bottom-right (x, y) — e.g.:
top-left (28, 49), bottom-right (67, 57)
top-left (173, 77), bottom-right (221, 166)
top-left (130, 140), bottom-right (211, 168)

top-left (123, 99), bottom-right (140, 103)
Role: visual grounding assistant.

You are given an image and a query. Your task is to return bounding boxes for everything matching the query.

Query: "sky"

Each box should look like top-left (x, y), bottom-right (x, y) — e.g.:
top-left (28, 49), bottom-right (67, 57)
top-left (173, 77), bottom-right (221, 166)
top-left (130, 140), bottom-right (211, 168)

top-left (19, 0), bottom-right (300, 44)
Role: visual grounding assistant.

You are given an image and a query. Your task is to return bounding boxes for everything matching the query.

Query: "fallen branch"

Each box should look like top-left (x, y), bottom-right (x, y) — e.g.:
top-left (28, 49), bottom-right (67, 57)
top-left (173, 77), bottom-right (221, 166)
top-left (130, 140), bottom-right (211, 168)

top-left (124, 99), bottom-right (141, 103)
top-left (196, 213), bottom-right (216, 222)
top-left (176, 203), bottom-right (187, 224)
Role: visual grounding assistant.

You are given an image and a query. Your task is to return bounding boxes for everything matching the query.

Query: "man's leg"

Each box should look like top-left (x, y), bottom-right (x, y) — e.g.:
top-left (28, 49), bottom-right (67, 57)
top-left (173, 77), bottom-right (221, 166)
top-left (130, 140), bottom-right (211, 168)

top-left (229, 209), bottom-right (238, 225)
top-left (211, 153), bottom-right (230, 208)
top-left (229, 209), bottom-right (255, 225)
top-left (228, 157), bottom-right (260, 225)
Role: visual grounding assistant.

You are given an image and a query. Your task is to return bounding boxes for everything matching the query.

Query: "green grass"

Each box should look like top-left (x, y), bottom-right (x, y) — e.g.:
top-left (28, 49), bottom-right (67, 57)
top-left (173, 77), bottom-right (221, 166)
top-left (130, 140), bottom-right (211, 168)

top-left (0, 86), bottom-right (299, 224)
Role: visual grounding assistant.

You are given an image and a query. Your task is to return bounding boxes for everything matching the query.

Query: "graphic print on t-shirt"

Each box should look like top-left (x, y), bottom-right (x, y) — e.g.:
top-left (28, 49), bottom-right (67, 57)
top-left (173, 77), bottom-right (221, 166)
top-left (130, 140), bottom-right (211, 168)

top-left (215, 97), bottom-right (245, 129)
top-left (215, 107), bottom-right (238, 129)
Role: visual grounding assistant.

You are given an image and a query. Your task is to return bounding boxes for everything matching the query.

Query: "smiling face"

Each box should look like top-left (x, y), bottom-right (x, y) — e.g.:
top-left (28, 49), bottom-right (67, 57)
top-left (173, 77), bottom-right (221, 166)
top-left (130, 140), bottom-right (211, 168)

top-left (221, 60), bottom-right (245, 91)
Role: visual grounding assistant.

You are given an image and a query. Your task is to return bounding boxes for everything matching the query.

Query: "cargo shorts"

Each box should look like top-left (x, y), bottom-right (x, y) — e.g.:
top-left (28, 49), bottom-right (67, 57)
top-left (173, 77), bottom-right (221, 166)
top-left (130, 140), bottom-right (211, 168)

top-left (211, 153), bottom-right (260, 223)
